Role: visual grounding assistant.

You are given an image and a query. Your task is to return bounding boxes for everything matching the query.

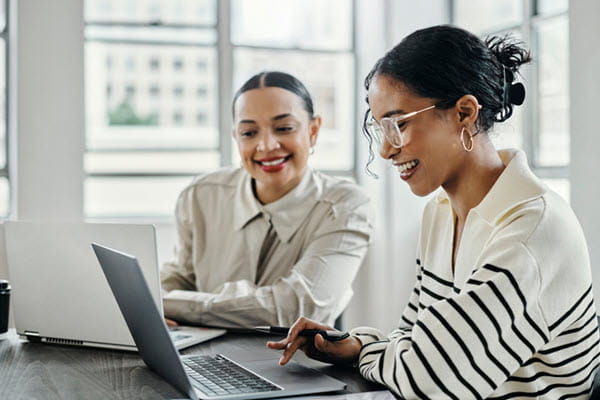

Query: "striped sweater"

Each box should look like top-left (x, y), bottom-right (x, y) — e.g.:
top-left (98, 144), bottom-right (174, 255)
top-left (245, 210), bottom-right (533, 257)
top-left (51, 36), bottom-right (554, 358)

top-left (352, 149), bottom-right (600, 399)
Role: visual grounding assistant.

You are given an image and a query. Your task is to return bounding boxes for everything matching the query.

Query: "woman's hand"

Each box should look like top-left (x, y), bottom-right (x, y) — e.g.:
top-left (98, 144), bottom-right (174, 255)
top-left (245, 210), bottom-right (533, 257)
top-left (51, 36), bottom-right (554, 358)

top-left (165, 317), bottom-right (179, 327)
top-left (266, 317), bottom-right (362, 366)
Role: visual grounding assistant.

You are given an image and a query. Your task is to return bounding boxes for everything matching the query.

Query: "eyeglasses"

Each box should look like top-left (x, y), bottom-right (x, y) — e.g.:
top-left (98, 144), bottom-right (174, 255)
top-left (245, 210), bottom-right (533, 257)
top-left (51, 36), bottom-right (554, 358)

top-left (366, 104), bottom-right (436, 148)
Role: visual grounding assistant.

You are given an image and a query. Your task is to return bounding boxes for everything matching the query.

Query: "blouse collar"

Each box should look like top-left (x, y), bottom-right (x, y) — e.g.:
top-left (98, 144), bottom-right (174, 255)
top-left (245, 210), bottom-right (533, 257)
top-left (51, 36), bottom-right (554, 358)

top-left (233, 168), bottom-right (322, 242)
top-left (435, 149), bottom-right (547, 225)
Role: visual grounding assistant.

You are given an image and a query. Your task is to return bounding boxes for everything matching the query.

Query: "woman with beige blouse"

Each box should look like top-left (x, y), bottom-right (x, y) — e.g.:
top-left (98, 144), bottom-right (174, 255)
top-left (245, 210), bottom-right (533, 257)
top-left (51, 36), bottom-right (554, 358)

top-left (160, 71), bottom-right (373, 329)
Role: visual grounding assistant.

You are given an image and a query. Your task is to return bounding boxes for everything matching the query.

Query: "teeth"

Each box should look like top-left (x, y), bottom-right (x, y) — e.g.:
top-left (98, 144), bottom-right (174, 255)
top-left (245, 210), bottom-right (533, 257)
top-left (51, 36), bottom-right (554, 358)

top-left (260, 157), bottom-right (287, 166)
top-left (397, 160), bottom-right (418, 173)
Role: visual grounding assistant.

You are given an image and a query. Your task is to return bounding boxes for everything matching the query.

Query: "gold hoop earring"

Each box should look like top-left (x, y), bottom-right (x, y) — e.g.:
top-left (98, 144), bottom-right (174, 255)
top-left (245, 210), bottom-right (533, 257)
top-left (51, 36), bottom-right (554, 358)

top-left (460, 127), bottom-right (474, 152)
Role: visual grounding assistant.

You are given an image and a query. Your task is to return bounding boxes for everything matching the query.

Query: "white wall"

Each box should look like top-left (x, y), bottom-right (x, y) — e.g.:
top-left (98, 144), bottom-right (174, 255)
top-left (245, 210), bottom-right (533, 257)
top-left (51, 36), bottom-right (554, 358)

top-left (569, 0), bottom-right (600, 303)
top-left (0, 0), bottom-right (85, 328)
top-left (12, 0), bottom-right (84, 220)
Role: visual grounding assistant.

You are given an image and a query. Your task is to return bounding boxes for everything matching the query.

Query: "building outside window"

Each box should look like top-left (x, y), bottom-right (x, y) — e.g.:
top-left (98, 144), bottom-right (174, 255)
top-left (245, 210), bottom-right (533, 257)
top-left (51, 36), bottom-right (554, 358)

top-left (84, 0), bottom-right (220, 217)
top-left (84, 0), bottom-right (356, 218)
top-left (173, 57), bottom-right (184, 71)
top-left (453, 0), bottom-right (570, 201)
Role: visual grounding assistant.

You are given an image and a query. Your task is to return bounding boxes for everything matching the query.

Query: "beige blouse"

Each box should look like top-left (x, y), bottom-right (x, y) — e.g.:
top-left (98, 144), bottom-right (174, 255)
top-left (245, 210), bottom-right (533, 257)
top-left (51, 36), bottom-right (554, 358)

top-left (161, 167), bottom-right (373, 328)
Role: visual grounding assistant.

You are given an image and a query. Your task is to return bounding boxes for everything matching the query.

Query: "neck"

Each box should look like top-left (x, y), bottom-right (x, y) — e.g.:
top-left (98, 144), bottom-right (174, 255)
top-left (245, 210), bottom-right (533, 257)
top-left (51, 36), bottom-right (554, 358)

top-left (253, 169), bottom-right (306, 205)
top-left (443, 139), bottom-right (505, 222)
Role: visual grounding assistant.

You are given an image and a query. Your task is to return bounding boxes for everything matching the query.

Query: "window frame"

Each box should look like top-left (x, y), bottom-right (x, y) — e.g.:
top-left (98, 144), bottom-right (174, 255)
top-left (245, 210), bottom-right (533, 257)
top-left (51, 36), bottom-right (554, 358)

top-left (451, 0), bottom-right (569, 182)
top-left (1, 0), bottom-right (9, 218)
top-left (224, 0), bottom-right (358, 177)
top-left (83, 0), bottom-right (358, 218)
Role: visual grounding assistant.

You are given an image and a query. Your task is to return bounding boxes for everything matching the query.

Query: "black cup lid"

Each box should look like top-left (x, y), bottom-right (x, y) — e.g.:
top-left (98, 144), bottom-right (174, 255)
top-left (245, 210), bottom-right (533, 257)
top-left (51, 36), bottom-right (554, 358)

top-left (0, 280), bottom-right (9, 290)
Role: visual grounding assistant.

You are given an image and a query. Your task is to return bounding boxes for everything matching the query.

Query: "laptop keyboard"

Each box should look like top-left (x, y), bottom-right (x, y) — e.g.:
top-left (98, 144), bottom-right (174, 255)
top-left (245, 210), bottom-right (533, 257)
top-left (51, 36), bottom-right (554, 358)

top-left (182, 354), bottom-right (282, 397)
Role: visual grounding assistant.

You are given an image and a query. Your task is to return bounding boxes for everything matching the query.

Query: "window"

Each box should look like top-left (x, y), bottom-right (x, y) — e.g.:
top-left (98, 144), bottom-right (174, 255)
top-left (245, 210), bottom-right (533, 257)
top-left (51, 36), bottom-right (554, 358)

top-left (149, 57), bottom-right (160, 70)
top-left (173, 57), bottom-right (184, 71)
top-left (173, 85), bottom-right (184, 97)
top-left (125, 84), bottom-right (136, 97)
top-left (125, 54), bottom-right (136, 71)
top-left (0, 0), bottom-right (9, 217)
top-left (230, 0), bottom-right (355, 172)
top-left (173, 111), bottom-right (183, 125)
top-left (453, 0), bottom-right (570, 202)
top-left (149, 84), bottom-right (160, 96)
top-left (84, 0), bottom-right (356, 217)
top-left (196, 112), bottom-right (207, 125)
top-left (196, 58), bottom-right (207, 71)
top-left (84, 0), bottom-right (219, 217)
top-left (196, 86), bottom-right (207, 98)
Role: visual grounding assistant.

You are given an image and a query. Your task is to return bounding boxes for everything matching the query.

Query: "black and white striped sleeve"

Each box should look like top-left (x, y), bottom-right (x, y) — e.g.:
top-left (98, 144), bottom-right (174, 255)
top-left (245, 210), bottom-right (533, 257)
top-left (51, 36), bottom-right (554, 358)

top-left (352, 242), bottom-right (551, 399)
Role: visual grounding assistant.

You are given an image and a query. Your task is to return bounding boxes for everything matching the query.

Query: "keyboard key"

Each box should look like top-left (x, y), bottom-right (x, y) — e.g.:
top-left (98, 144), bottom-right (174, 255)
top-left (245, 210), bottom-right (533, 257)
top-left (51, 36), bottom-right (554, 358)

top-left (182, 354), bottom-right (281, 395)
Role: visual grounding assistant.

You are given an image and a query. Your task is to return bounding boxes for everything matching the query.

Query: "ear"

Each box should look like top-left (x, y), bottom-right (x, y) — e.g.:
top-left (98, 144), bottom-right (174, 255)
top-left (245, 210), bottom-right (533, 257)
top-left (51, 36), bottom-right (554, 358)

top-left (308, 115), bottom-right (321, 147)
top-left (455, 94), bottom-right (481, 129)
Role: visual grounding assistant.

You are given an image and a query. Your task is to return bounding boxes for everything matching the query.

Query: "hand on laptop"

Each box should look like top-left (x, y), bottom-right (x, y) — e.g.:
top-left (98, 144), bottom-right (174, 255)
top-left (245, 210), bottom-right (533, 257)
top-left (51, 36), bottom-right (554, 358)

top-left (165, 317), bottom-right (178, 327)
top-left (266, 317), bottom-right (362, 367)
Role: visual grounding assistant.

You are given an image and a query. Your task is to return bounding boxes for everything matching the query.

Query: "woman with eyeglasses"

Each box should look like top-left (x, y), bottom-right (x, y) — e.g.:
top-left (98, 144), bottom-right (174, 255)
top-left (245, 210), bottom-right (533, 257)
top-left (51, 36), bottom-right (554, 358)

top-left (160, 71), bottom-right (372, 328)
top-left (268, 25), bottom-right (599, 398)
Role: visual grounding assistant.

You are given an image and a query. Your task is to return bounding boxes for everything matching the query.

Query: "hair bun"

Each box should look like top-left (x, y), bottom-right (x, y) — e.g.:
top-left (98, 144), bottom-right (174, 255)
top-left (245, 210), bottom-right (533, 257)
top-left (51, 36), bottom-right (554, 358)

top-left (509, 82), bottom-right (526, 105)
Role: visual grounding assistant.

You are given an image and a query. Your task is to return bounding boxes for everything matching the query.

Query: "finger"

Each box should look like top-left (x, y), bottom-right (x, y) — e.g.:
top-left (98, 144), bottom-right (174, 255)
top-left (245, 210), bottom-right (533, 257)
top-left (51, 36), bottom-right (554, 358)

top-left (280, 336), bottom-right (309, 365)
top-left (165, 318), bottom-right (178, 327)
top-left (266, 339), bottom-right (288, 350)
top-left (286, 317), bottom-right (310, 343)
top-left (280, 339), bottom-right (304, 365)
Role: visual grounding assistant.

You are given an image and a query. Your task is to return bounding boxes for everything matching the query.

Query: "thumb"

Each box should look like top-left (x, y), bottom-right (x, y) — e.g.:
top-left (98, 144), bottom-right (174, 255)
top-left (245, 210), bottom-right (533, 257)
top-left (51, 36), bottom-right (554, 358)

top-left (314, 333), bottom-right (329, 352)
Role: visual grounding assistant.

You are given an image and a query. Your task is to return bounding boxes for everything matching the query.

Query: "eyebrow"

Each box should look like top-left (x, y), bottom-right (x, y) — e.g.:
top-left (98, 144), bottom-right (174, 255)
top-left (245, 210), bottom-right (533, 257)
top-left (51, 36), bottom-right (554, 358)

top-left (273, 113), bottom-right (292, 121)
top-left (381, 109), bottom-right (406, 118)
top-left (237, 113), bottom-right (293, 125)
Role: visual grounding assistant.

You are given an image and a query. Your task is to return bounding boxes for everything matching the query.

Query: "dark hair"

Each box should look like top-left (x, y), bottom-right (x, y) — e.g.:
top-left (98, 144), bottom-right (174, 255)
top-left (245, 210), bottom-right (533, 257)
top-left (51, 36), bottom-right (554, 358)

top-left (362, 25), bottom-right (531, 172)
top-left (232, 71), bottom-right (314, 118)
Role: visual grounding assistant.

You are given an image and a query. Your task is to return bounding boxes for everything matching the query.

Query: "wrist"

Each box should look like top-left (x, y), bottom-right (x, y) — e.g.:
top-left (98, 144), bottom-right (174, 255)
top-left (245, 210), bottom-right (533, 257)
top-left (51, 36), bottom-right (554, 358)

top-left (343, 336), bottom-right (363, 366)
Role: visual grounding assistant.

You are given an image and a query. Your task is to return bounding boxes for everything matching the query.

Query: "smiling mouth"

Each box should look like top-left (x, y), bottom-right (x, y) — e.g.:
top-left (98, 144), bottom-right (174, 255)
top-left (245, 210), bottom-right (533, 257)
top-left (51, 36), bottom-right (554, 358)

top-left (396, 159), bottom-right (419, 173)
top-left (255, 155), bottom-right (292, 166)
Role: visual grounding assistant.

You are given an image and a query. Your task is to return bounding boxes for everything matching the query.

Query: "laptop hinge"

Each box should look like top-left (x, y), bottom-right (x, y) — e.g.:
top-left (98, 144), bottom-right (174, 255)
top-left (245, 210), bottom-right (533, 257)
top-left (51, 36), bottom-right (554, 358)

top-left (23, 330), bottom-right (42, 343)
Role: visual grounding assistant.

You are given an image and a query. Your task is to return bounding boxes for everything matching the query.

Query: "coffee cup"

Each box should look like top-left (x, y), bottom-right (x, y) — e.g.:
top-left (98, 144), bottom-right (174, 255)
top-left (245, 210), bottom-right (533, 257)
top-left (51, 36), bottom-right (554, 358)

top-left (0, 280), bottom-right (10, 334)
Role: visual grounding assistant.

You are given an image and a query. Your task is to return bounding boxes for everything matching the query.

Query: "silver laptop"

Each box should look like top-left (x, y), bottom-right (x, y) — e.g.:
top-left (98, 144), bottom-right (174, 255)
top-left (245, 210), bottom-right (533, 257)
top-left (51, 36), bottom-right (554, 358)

top-left (4, 221), bottom-right (225, 351)
top-left (92, 242), bottom-right (346, 400)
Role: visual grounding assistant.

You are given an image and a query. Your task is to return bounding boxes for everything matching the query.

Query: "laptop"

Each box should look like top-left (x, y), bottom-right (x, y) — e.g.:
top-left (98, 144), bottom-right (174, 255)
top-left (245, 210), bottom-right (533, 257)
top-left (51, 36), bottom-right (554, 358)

top-left (4, 221), bottom-right (225, 351)
top-left (92, 242), bottom-right (347, 400)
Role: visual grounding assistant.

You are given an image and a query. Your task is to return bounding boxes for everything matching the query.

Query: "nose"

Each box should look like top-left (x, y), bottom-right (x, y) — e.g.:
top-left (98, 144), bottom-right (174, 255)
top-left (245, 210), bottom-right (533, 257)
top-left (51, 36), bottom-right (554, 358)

top-left (379, 137), bottom-right (398, 160)
top-left (256, 131), bottom-right (281, 152)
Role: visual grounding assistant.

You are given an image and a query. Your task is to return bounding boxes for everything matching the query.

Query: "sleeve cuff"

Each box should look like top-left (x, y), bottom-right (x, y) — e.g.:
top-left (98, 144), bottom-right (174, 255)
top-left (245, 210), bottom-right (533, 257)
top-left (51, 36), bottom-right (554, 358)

top-left (163, 290), bottom-right (214, 323)
top-left (349, 326), bottom-right (385, 347)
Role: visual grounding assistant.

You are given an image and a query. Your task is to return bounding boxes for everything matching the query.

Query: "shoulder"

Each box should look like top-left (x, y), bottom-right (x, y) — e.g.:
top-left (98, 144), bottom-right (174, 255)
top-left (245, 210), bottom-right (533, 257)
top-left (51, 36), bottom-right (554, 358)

top-left (495, 190), bottom-right (587, 257)
top-left (522, 190), bottom-right (590, 276)
top-left (176, 167), bottom-right (246, 207)
top-left (306, 171), bottom-right (373, 235)
top-left (188, 167), bottom-right (245, 189)
top-left (313, 170), bottom-right (371, 210)
top-left (483, 191), bottom-right (592, 327)
top-left (476, 186), bottom-right (588, 267)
